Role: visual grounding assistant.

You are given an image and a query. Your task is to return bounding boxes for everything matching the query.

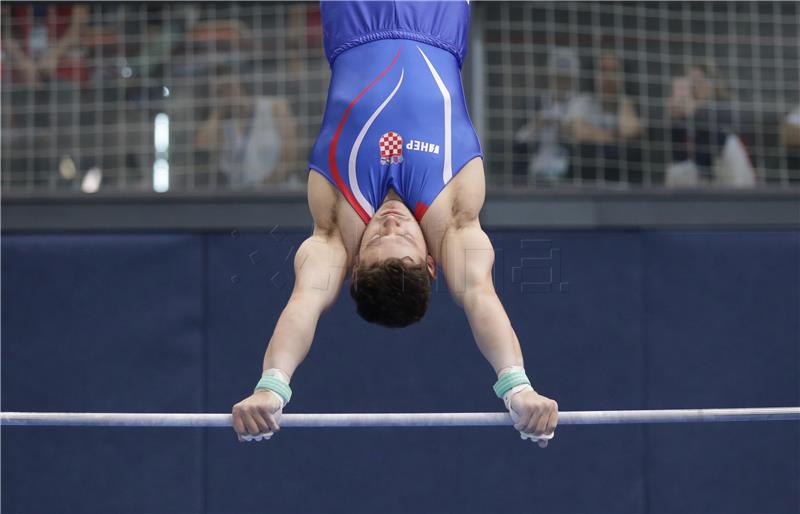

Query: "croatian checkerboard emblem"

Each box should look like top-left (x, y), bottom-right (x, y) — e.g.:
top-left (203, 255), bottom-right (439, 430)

top-left (379, 131), bottom-right (404, 164)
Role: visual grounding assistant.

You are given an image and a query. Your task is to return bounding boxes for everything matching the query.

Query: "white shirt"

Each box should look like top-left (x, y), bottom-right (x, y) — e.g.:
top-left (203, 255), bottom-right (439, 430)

top-left (219, 97), bottom-right (282, 187)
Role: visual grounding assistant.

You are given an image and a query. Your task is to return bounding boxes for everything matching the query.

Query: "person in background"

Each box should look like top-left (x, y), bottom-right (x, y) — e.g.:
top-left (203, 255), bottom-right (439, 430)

top-left (514, 47), bottom-right (583, 184)
top-left (170, 8), bottom-right (253, 78)
top-left (195, 72), bottom-right (299, 187)
top-left (780, 105), bottom-right (800, 183)
top-left (1, 3), bottom-right (93, 189)
top-left (667, 60), bottom-right (735, 184)
top-left (1, 3), bottom-right (91, 86)
top-left (566, 51), bottom-right (643, 183)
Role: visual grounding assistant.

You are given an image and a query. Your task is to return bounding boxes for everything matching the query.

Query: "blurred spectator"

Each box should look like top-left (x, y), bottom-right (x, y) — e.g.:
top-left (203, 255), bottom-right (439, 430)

top-left (1, 3), bottom-right (94, 189)
top-left (172, 11), bottom-right (253, 77)
top-left (569, 52), bottom-right (642, 144)
top-left (1, 3), bottom-right (91, 86)
top-left (566, 51), bottom-right (643, 183)
top-left (514, 47), bottom-right (583, 184)
top-left (666, 60), bottom-right (753, 186)
top-left (195, 73), bottom-right (299, 187)
top-left (125, 4), bottom-right (184, 88)
top-left (780, 106), bottom-right (800, 182)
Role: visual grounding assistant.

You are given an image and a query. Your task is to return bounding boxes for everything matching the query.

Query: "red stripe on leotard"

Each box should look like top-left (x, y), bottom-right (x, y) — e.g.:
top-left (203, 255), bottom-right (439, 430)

top-left (328, 47), bottom-right (403, 225)
top-left (413, 201), bottom-right (429, 222)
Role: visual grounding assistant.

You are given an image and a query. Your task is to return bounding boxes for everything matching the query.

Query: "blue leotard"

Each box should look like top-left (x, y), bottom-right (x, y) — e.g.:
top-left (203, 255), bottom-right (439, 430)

top-left (309, 1), bottom-right (482, 223)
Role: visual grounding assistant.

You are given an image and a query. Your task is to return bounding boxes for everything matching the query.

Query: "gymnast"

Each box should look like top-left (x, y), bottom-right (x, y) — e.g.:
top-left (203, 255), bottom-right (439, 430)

top-left (232, 0), bottom-right (558, 446)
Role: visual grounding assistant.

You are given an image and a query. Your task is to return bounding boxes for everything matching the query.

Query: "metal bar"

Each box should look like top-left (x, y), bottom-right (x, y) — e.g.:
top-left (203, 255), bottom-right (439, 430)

top-left (2, 408), bottom-right (799, 428)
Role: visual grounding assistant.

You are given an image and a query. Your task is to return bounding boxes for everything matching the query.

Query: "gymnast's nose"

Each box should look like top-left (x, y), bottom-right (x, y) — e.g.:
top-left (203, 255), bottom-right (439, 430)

top-left (380, 216), bottom-right (402, 231)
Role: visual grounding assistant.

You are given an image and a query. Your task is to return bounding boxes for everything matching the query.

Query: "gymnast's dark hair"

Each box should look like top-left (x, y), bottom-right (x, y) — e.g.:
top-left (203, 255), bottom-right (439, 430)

top-left (350, 258), bottom-right (432, 328)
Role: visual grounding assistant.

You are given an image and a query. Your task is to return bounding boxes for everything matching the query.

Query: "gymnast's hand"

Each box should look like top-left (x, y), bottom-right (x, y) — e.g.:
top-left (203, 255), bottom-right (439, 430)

top-left (507, 387), bottom-right (558, 448)
top-left (231, 390), bottom-right (283, 442)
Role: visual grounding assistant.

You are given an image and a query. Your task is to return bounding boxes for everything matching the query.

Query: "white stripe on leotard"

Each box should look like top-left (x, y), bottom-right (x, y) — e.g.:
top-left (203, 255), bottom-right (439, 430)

top-left (348, 68), bottom-right (405, 218)
top-left (417, 46), bottom-right (453, 183)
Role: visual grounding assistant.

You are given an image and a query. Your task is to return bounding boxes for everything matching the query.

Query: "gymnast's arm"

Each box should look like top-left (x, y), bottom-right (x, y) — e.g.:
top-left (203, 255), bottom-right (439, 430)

top-left (232, 173), bottom-right (349, 439)
top-left (440, 215), bottom-right (524, 374)
top-left (262, 172), bottom-right (350, 377)
top-left (441, 219), bottom-right (558, 441)
top-left (431, 162), bottom-right (558, 441)
top-left (260, 228), bottom-right (348, 376)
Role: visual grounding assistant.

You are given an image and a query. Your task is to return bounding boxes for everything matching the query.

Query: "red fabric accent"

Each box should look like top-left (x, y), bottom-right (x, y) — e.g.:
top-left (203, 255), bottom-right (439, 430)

top-left (328, 46), bottom-right (403, 225)
top-left (414, 202), bottom-right (429, 221)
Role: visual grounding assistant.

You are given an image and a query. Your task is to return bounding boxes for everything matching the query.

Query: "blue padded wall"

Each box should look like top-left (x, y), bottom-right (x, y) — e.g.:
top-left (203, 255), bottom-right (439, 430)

top-left (2, 234), bottom-right (206, 514)
top-left (203, 231), bottom-right (646, 514)
top-left (643, 231), bottom-right (800, 514)
top-left (2, 230), bottom-right (798, 514)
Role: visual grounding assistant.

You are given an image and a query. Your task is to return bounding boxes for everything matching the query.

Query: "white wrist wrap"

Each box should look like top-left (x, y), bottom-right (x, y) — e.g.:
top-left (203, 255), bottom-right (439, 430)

top-left (503, 383), bottom-right (534, 412)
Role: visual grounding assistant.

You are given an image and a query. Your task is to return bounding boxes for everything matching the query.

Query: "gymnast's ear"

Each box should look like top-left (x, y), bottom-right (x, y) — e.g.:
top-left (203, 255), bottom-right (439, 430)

top-left (426, 255), bottom-right (436, 279)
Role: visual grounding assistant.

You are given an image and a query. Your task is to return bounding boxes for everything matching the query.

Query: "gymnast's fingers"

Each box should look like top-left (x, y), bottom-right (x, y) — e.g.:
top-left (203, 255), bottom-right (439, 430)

top-left (546, 405), bottom-right (559, 435)
top-left (255, 405), bottom-right (279, 433)
top-left (250, 410), bottom-right (271, 435)
top-left (513, 410), bottom-right (532, 432)
top-left (231, 404), bottom-right (247, 436)
top-left (240, 410), bottom-right (262, 436)
top-left (533, 412), bottom-right (550, 437)
top-left (264, 412), bottom-right (281, 433)
top-left (525, 408), bottom-right (542, 434)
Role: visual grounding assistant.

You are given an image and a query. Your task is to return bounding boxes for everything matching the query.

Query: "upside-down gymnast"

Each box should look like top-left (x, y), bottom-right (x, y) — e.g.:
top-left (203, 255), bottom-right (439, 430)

top-left (232, 0), bottom-right (559, 446)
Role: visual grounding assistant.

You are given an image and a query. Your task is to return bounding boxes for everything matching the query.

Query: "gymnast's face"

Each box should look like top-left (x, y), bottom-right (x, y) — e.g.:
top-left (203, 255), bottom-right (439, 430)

top-left (356, 200), bottom-right (434, 273)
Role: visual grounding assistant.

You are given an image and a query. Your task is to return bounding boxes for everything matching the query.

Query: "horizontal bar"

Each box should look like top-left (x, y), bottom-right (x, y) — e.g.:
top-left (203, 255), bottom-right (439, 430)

top-left (2, 408), bottom-right (799, 428)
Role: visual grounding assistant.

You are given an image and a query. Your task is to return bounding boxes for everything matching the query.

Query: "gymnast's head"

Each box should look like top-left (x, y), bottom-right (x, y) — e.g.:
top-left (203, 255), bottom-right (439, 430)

top-left (350, 199), bottom-right (436, 328)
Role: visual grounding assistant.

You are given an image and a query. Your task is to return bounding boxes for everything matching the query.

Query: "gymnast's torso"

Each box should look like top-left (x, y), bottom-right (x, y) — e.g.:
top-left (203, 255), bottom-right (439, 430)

top-left (309, 0), bottom-right (483, 225)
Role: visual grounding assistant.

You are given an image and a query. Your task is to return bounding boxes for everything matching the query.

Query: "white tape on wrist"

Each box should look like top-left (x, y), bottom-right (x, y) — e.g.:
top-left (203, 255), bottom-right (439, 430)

top-left (503, 383), bottom-right (533, 412)
top-left (264, 368), bottom-right (290, 384)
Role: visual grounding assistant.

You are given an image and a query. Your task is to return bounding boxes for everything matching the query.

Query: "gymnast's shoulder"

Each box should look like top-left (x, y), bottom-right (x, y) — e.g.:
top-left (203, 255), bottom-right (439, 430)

top-left (422, 156), bottom-right (486, 235)
top-left (306, 169), bottom-right (363, 260)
